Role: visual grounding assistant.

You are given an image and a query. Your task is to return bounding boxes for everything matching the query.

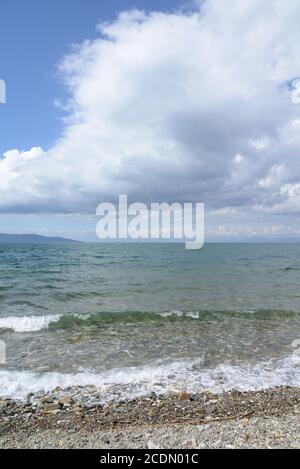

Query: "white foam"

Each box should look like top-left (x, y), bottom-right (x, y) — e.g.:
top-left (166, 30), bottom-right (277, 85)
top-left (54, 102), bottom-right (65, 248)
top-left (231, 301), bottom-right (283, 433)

top-left (159, 311), bottom-right (200, 319)
top-left (0, 356), bottom-right (299, 402)
top-left (0, 315), bottom-right (62, 332)
top-left (0, 311), bottom-right (198, 333)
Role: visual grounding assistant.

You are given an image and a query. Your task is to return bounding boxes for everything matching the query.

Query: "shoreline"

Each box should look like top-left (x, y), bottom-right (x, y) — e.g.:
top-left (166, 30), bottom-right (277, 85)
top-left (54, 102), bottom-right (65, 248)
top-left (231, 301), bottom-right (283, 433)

top-left (1, 386), bottom-right (300, 449)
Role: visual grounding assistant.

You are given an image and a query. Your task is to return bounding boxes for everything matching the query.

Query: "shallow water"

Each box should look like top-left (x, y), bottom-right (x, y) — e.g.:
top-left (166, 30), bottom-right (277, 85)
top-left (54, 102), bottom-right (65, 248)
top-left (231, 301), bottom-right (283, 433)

top-left (0, 243), bottom-right (300, 401)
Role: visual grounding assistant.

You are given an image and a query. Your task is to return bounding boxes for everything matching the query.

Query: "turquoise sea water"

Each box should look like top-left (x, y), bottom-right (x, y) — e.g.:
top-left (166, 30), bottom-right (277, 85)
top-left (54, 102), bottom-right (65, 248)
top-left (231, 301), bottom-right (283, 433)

top-left (0, 243), bottom-right (300, 401)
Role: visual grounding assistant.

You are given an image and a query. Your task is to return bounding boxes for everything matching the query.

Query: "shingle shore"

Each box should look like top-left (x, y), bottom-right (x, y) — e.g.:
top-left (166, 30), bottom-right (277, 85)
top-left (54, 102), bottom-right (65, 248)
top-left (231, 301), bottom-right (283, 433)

top-left (1, 387), bottom-right (300, 449)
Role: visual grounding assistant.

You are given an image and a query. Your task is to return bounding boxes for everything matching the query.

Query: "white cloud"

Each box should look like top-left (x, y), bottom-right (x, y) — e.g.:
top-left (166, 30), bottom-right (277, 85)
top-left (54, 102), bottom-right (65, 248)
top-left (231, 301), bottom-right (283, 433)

top-left (250, 137), bottom-right (270, 151)
top-left (1, 0), bottom-right (300, 223)
top-left (258, 164), bottom-right (286, 189)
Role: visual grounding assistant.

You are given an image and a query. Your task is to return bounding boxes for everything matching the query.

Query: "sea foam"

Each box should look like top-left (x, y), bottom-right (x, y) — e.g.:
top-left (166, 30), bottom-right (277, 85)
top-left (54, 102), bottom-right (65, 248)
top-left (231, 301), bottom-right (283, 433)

top-left (0, 315), bottom-right (62, 332)
top-left (0, 356), bottom-right (299, 402)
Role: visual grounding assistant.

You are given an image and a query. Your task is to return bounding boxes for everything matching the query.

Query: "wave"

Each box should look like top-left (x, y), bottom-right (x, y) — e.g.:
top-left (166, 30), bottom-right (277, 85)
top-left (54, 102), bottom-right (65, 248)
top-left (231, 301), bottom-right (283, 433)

top-left (45, 309), bottom-right (300, 330)
top-left (0, 356), bottom-right (299, 402)
top-left (0, 309), bottom-right (298, 333)
top-left (0, 314), bottom-right (62, 332)
top-left (48, 311), bottom-right (207, 330)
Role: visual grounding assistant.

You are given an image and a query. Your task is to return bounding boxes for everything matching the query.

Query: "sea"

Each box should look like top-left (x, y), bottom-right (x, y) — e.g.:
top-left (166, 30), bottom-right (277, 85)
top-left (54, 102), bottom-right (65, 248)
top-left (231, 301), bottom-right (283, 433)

top-left (0, 242), bottom-right (300, 402)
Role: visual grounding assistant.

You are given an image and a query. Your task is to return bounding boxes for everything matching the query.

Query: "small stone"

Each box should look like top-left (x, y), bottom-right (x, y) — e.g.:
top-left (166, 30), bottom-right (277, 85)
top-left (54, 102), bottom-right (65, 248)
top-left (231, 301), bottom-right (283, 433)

top-left (43, 403), bottom-right (61, 413)
top-left (240, 418), bottom-right (250, 424)
top-left (59, 396), bottom-right (74, 408)
top-left (205, 403), bottom-right (216, 415)
top-left (147, 440), bottom-right (160, 449)
top-left (52, 387), bottom-right (62, 393)
top-left (178, 392), bottom-right (192, 401)
top-left (0, 400), bottom-right (10, 411)
top-left (40, 397), bottom-right (54, 405)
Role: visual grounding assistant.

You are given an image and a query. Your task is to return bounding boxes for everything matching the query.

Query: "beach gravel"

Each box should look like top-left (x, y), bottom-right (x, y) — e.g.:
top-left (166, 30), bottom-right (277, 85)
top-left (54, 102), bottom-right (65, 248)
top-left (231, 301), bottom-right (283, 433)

top-left (0, 387), bottom-right (300, 449)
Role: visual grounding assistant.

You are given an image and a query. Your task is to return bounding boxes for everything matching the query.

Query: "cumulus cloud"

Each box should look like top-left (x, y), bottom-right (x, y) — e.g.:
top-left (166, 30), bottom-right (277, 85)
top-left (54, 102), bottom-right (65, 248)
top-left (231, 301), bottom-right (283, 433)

top-left (1, 0), bottom-right (300, 221)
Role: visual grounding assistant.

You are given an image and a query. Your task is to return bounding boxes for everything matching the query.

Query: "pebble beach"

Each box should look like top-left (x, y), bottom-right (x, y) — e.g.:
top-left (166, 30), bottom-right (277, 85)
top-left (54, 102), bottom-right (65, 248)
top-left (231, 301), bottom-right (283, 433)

top-left (1, 387), bottom-right (300, 449)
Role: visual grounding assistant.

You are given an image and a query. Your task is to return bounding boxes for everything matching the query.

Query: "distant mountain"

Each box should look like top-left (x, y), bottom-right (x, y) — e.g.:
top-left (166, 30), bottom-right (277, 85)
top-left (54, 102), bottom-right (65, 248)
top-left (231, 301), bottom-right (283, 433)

top-left (0, 233), bottom-right (80, 244)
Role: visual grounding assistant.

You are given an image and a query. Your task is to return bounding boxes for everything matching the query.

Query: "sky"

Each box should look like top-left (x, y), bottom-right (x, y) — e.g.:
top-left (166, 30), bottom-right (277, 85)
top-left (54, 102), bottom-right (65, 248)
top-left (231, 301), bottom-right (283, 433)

top-left (0, 0), bottom-right (300, 241)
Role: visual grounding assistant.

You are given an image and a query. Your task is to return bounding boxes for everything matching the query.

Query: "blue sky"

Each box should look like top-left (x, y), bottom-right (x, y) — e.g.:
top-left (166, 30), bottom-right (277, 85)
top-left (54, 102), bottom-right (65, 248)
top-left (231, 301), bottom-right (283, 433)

top-left (0, 0), bottom-right (300, 241)
top-left (0, 0), bottom-right (186, 156)
top-left (0, 0), bottom-right (191, 240)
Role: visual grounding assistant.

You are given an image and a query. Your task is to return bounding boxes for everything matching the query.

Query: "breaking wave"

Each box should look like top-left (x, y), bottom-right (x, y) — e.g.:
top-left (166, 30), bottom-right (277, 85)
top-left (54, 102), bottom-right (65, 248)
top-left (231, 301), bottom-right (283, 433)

top-left (0, 355), bottom-right (299, 402)
top-left (0, 314), bottom-right (62, 332)
top-left (0, 309), bottom-right (298, 332)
